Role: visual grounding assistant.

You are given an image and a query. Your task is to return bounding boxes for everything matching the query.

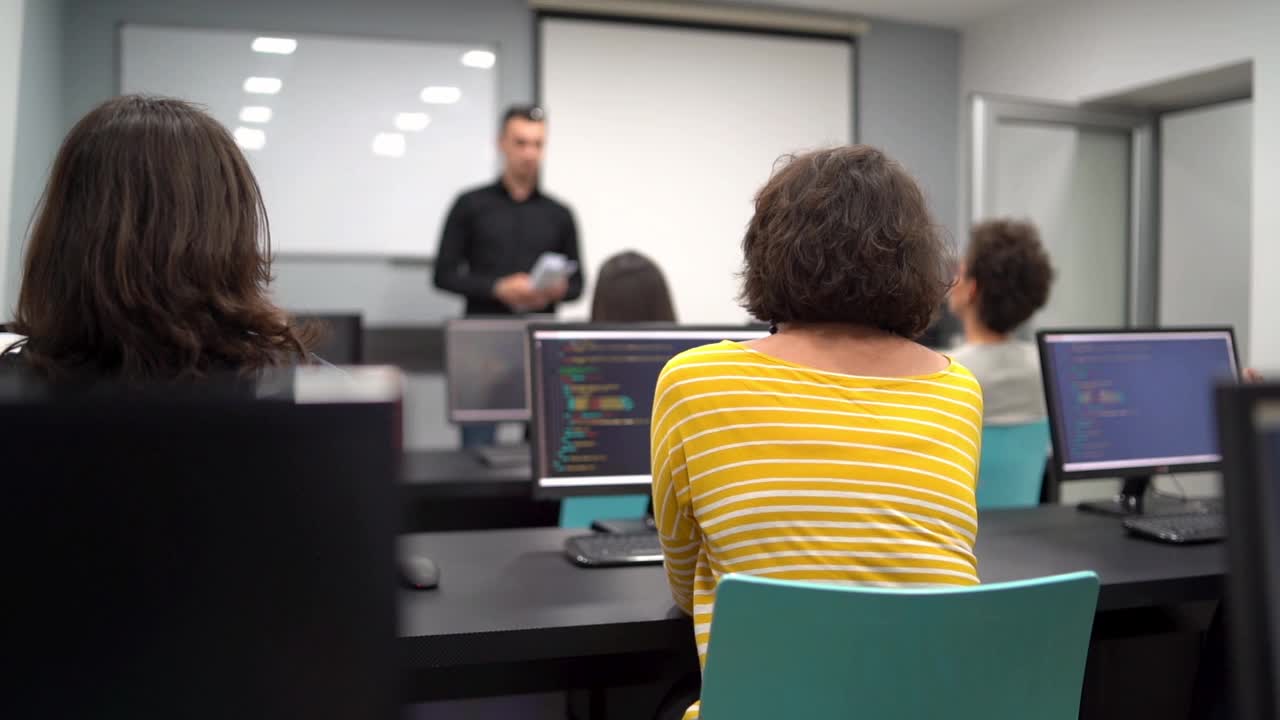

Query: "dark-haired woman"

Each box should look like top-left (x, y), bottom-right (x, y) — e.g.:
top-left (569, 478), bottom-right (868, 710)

top-left (650, 146), bottom-right (983, 720)
top-left (590, 251), bottom-right (676, 323)
top-left (1, 95), bottom-right (314, 380)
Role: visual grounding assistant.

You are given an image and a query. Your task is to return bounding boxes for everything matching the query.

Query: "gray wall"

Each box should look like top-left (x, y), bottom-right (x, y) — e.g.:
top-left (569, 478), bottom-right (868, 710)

top-left (858, 18), bottom-right (960, 243)
top-left (6, 0), bottom-right (63, 315)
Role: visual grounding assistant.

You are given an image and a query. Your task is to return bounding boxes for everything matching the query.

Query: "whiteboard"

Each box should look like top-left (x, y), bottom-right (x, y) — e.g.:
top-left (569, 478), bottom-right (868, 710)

top-left (540, 18), bottom-right (852, 323)
top-left (121, 24), bottom-right (498, 258)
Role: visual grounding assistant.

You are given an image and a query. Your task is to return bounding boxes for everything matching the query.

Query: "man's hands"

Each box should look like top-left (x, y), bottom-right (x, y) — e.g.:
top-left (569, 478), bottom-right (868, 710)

top-left (493, 273), bottom-right (567, 311)
top-left (542, 278), bottom-right (570, 304)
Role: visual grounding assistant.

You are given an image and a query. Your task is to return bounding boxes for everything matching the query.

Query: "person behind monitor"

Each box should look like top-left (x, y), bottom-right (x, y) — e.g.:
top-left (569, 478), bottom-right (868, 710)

top-left (590, 251), bottom-right (676, 323)
top-left (948, 219), bottom-right (1054, 425)
top-left (0, 95), bottom-right (315, 381)
top-left (650, 145), bottom-right (982, 720)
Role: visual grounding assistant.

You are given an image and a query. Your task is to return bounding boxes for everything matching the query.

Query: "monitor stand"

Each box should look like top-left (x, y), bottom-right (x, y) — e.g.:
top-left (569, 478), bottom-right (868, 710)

top-left (473, 444), bottom-right (530, 468)
top-left (1076, 476), bottom-right (1211, 517)
top-left (591, 516), bottom-right (657, 534)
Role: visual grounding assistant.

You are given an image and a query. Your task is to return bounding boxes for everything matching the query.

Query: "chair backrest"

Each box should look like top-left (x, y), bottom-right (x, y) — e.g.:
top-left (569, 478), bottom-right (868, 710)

top-left (559, 494), bottom-right (650, 529)
top-left (294, 313), bottom-right (363, 365)
top-left (699, 571), bottom-right (1099, 720)
top-left (978, 419), bottom-right (1050, 509)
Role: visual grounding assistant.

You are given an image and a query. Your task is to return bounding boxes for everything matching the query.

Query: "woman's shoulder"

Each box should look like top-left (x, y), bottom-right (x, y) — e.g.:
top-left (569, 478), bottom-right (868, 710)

top-left (660, 340), bottom-right (750, 375)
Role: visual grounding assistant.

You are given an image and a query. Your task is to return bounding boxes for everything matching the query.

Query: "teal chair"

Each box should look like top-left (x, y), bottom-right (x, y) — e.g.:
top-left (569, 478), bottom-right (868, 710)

top-left (978, 419), bottom-right (1051, 509)
top-left (699, 571), bottom-right (1100, 720)
top-left (559, 495), bottom-right (649, 529)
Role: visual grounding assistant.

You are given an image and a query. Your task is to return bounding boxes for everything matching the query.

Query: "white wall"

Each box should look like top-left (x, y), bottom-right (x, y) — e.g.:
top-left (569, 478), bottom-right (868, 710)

top-left (0, 0), bottom-right (24, 313)
top-left (1160, 100), bottom-right (1252, 354)
top-left (961, 0), bottom-right (1280, 368)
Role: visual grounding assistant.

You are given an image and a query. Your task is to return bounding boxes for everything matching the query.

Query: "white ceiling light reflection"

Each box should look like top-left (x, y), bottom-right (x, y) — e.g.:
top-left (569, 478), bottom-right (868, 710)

top-left (372, 132), bottom-right (406, 158)
top-left (234, 127), bottom-right (266, 150)
top-left (239, 106), bottom-right (273, 123)
top-left (394, 112), bottom-right (431, 132)
top-left (252, 37), bottom-right (298, 55)
top-left (460, 50), bottom-right (496, 69)
top-left (243, 76), bottom-right (283, 94)
top-left (420, 86), bottom-right (461, 104)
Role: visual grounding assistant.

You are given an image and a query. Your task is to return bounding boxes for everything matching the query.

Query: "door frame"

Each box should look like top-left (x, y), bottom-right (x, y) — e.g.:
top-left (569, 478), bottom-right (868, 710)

top-left (969, 94), bottom-right (1157, 325)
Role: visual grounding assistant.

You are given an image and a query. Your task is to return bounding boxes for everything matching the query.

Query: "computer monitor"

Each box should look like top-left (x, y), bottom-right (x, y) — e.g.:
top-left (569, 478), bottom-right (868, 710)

top-left (1216, 383), bottom-right (1280, 720)
top-left (445, 317), bottom-right (533, 423)
top-left (1038, 328), bottom-right (1239, 515)
top-left (529, 324), bottom-right (770, 498)
top-left (2, 367), bottom-right (402, 720)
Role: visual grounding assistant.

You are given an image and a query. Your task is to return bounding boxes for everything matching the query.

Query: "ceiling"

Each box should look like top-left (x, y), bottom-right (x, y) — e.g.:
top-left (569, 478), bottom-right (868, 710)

top-left (730, 0), bottom-right (1058, 29)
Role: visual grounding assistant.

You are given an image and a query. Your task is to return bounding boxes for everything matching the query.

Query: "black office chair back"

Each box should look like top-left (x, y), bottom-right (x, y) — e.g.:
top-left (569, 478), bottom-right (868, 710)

top-left (294, 312), bottom-right (363, 364)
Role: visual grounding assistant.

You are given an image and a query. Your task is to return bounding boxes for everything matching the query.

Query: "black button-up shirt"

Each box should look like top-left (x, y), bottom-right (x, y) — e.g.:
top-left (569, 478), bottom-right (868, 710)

top-left (433, 180), bottom-right (583, 316)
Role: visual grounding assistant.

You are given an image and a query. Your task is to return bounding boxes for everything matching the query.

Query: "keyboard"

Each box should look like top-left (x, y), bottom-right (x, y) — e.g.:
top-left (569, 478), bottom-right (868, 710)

top-left (1123, 513), bottom-right (1226, 544)
top-left (565, 532), bottom-right (664, 567)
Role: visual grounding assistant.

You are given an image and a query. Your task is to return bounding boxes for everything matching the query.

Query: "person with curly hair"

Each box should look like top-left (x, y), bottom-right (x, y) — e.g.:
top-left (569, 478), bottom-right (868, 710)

top-left (948, 219), bottom-right (1055, 425)
top-left (0, 95), bottom-right (317, 381)
top-left (650, 146), bottom-right (983, 720)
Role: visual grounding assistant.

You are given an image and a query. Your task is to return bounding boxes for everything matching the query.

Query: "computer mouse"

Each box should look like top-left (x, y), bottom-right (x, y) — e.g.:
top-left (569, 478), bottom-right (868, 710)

top-left (400, 555), bottom-right (440, 590)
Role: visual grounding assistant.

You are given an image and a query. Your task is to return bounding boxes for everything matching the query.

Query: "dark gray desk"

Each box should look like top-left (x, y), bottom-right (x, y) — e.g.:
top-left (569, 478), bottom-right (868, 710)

top-left (401, 449), bottom-right (532, 498)
top-left (399, 505), bottom-right (1223, 701)
top-left (400, 449), bottom-right (559, 532)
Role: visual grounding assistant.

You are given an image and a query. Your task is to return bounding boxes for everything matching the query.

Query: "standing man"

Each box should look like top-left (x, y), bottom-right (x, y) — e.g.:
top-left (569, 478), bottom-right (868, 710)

top-left (434, 105), bottom-right (583, 448)
top-left (434, 104), bottom-right (583, 316)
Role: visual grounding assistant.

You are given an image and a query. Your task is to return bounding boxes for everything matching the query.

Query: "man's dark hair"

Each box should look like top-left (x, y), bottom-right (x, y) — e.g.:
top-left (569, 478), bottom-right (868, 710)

top-left (965, 219), bottom-right (1054, 334)
top-left (501, 104), bottom-right (545, 133)
top-left (738, 145), bottom-right (953, 339)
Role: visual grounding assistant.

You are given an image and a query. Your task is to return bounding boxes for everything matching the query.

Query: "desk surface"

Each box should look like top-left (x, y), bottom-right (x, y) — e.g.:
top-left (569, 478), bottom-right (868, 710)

top-left (399, 505), bottom-right (1223, 685)
top-left (401, 449), bottom-right (530, 496)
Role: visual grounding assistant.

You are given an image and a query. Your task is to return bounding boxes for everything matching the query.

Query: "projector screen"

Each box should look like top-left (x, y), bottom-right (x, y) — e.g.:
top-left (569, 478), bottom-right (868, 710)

top-left (539, 17), bottom-right (854, 323)
top-left (121, 25), bottom-right (499, 258)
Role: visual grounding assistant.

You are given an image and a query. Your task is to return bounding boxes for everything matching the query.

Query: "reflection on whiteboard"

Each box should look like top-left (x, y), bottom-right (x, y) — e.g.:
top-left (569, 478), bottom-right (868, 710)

top-left (121, 24), bottom-right (498, 258)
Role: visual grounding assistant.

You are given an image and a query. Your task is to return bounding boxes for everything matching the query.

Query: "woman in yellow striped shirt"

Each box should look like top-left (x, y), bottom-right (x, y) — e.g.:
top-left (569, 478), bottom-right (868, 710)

top-left (651, 146), bottom-right (982, 719)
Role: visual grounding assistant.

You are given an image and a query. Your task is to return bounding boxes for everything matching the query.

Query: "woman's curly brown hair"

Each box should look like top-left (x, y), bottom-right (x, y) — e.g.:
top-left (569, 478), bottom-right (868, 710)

top-left (738, 145), bottom-right (953, 338)
top-left (965, 219), bottom-right (1054, 334)
top-left (5, 95), bottom-right (315, 380)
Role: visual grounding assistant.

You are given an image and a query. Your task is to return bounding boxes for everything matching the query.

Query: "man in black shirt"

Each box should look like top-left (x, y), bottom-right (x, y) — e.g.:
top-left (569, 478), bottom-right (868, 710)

top-left (433, 105), bottom-right (583, 316)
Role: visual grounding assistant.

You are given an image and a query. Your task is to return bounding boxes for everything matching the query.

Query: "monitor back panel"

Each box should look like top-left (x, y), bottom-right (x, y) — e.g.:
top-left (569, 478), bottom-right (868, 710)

top-left (446, 318), bottom-right (532, 423)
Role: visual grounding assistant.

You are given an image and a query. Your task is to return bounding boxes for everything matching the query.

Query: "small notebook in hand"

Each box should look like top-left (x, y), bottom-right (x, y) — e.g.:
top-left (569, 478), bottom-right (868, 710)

top-left (529, 252), bottom-right (577, 292)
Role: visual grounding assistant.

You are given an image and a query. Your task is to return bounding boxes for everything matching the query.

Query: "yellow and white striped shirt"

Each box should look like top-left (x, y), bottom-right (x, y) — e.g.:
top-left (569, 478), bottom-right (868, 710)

top-left (650, 341), bottom-right (983, 718)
